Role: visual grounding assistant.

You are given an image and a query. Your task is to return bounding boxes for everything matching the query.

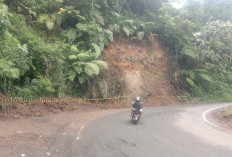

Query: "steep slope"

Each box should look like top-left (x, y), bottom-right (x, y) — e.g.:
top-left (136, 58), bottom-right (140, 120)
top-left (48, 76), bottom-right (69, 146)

top-left (103, 37), bottom-right (180, 106)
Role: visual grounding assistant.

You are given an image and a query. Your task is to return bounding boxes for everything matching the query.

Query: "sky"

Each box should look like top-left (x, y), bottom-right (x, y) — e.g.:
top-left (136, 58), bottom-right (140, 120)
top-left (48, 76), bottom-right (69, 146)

top-left (171, 0), bottom-right (188, 9)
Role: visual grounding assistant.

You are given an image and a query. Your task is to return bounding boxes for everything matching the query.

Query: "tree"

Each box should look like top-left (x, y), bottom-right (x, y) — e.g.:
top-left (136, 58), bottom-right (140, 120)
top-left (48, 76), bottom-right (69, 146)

top-left (195, 20), bottom-right (232, 64)
top-left (204, 0), bottom-right (232, 22)
top-left (0, 1), bottom-right (10, 36)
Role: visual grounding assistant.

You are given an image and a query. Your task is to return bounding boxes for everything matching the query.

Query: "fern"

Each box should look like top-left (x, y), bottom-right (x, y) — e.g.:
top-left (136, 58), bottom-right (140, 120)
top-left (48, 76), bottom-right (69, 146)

top-left (114, 24), bottom-right (120, 33)
top-left (91, 60), bottom-right (107, 70)
top-left (70, 45), bottom-right (78, 53)
top-left (84, 62), bottom-right (100, 76)
top-left (76, 23), bottom-right (89, 33)
top-left (98, 15), bottom-right (105, 25)
top-left (137, 31), bottom-right (145, 41)
top-left (68, 55), bottom-right (77, 60)
top-left (78, 75), bottom-right (85, 84)
top-left (125, 20), bottom-right (134, 25)
top-left (123, 26), bottom-right (130, 36)
top-left (92, 43), bottom-right (101, 57)
top-left (73, 66), bottom-right (82, 74)
top-left (38, 13), bottom-right (56, 31)
top-left (46, 19), bottom-right (55, 30)
top-left (94, 4), bottom-right (101, 9)
top-left (132, 26), bottom-right (137, 31)
top-left (98, 42), bottom-right (104, 51)
top-left (68, 70), bottom-right (76, 82)
top-left (198, 73), bottom-right (213, 83)
top-left (76, 15), bottom-right (86, 22)
top-left (195, 69), bottom-right (208, 73)
top-left (104, 38), bottom-right (109, 46)
top-left (113, 12), bottom-right (121, 18)
top-left (140, 22), bottom-right (155, 33)
top-left (77, 53), bottom-right (91, 62)
top-left (186, 78), bottom-right (196, 87)
top-left (97, 27), bottom-right (103, 33)
top-left (77, 62), bottom-right (87, 67)
top-left (180, 70), bottom-right (196, 80)
top-left (105, 29), bottom-right (113, 42)
top-left (38, 14), bottom-right (49, 23)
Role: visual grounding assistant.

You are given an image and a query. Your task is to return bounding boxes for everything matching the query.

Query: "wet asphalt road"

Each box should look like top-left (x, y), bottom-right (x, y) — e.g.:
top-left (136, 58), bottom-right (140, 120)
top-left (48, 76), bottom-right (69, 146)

top-left (76, 105), bottom-right (232, 157)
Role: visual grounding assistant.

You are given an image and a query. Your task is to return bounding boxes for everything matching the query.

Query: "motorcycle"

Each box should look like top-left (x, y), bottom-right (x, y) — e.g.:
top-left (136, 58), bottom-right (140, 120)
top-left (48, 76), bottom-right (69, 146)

top-left (132, 109), bottom-right (142, 124)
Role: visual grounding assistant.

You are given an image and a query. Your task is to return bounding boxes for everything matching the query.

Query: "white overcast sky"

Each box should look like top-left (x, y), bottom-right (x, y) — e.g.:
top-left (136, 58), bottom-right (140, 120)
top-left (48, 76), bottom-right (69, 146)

top-left (172, 0), bottom-right (188, 9)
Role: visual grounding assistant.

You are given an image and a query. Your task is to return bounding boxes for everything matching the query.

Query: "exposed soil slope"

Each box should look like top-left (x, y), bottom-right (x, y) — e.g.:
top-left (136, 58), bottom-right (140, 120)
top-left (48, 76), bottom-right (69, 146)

top-left (103, 37), bottom-right (180, 106)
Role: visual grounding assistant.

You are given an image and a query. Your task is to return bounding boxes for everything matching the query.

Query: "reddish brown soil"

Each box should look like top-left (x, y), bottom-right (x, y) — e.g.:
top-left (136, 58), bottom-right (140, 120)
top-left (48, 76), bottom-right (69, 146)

top-left (103, 37), bottom-right (180, 106)
top-left (0, 93), bottom-right (124, 119)
top-left (0, 108), bottom-right (124, 156)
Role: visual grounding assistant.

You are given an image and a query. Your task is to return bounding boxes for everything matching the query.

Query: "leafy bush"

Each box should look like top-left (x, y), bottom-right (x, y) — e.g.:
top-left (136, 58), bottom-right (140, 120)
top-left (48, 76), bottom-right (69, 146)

top-left (0, 2), bottom-right (10, 35)
top-left (68, 52), bottom-right (107, 84)
top-left (16, 77), bottom-right (54, 99)
top-left (0, 59), bottom-right (20, 80)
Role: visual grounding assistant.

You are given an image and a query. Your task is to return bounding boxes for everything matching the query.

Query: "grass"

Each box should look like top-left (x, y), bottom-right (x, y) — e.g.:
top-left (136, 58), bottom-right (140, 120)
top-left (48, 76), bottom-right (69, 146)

top-left (225, 106), bottom-right (232, 116)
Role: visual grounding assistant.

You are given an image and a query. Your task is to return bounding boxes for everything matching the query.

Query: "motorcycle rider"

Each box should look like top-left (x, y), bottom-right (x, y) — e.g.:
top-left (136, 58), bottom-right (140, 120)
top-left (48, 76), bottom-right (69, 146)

top-left (130, 96), bottom-right (143, 117)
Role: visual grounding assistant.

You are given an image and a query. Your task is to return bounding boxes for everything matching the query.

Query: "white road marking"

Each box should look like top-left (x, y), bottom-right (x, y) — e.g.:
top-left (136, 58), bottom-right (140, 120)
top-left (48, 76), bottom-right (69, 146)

top-left (202, 105), bottom-right (230, 129)
top-left (177, 104), bottom-right (232, 149)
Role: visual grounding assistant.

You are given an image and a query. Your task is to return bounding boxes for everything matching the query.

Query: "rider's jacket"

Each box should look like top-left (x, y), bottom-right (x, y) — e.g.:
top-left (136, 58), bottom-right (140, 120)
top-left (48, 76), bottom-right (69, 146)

top-left (132, 101), bottom-right (143, 110)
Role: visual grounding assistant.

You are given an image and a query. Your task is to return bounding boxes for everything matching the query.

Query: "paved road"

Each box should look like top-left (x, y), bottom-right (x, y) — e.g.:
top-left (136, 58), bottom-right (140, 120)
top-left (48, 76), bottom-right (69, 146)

top-left (76, 105), bottom-right (232, 157)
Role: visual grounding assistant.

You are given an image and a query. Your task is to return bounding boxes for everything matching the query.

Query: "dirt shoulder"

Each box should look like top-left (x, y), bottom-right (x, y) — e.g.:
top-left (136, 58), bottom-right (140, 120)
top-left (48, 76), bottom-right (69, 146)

top-left (0, 108), bottom-right (124, 156)
top-left (0, 92), bottom-right (128, 119)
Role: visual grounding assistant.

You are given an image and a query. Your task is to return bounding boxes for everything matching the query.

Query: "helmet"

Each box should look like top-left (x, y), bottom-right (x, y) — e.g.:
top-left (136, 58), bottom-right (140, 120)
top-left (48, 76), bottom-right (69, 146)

top-left (135, 96), bottom-right (141, 102)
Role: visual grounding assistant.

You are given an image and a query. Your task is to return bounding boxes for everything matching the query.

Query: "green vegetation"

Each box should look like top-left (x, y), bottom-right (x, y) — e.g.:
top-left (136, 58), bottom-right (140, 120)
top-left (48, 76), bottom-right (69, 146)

top-left (152, 0), bottom-right (232, 102)
top-left (0, 0), bottom-right (155, 99)
top-left (225, 106), bottom-right (232, 117)
top-left (0, 0), bottom-right (232, 102)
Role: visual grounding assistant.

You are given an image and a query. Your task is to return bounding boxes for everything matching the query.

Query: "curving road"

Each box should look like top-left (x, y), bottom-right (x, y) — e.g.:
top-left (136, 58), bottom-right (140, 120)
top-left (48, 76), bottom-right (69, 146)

top-left (76, 104), bottom-right (232, 157)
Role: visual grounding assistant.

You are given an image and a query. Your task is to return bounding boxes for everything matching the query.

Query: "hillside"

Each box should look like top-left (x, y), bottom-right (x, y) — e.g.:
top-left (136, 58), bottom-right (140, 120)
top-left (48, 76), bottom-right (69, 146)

top-left (0, 37), bottom-right (180, 118)
top-left (1, 0), bottom-right (232, 103)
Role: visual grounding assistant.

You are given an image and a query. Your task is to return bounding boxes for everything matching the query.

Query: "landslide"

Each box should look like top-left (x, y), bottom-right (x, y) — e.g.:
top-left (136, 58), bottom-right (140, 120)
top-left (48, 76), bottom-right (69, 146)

top-left (0, 37), bottom-right (180, 119)
top-left (101, 37), bottom-right (180, 107)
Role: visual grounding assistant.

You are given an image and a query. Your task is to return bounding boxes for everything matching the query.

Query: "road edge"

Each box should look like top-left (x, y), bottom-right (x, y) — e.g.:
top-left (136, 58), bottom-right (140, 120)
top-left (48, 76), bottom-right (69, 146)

top-left (202, 104), bottom-right (232, 133)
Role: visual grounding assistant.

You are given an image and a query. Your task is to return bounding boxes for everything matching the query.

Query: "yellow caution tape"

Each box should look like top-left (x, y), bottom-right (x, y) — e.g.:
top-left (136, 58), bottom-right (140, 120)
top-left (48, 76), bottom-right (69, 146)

top-left (0, 95), bottom-right (186, 103)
